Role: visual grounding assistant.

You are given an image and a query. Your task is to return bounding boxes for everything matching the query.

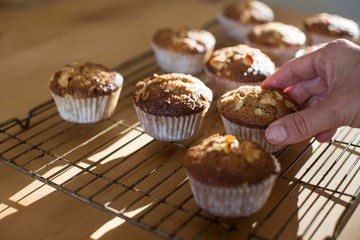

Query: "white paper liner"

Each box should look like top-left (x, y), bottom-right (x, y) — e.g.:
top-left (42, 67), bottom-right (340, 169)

top-left (51, 73), bottom-right (123, 123)
top-left (204, 67), bottom-right (262, 97)
top-left (185, 156), bottom-right (280, 218)
top-left (151, 33), bottom-right (215, 75)
top-left (216, 12), bottom-right (254, 43)
top-left (221, 116), bottom-right (285, 153)
top-left (245, 40), bottom-right (301, 67)
top-left (134, 105), bottom-right (209, 141)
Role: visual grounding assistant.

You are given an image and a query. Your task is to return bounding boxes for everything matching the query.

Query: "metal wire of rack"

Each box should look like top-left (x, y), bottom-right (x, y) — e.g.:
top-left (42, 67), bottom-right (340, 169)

top-left (0, 21), bottom-right (359, 240)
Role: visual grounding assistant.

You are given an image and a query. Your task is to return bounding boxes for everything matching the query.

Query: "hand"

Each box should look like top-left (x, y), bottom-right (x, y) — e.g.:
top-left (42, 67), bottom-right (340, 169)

top-left (262, 39), bottom-right (360, 145)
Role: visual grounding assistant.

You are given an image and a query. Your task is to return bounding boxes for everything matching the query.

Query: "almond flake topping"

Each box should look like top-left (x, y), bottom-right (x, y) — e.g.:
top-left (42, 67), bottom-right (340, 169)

top-left (254, 108), bottom-right (263, 116)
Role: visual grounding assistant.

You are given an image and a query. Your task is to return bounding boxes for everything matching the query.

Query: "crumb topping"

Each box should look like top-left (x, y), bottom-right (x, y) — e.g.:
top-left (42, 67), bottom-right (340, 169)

top-left (198, 134), bottom-right (262, 162)
top-left (184, 134), bottom-right (279, 186)
top-left (205, 44), bottom-right (275, 82)
top-left (217, 86), bottom-right (299, 128)
top-left (48, 62), bottom-right (121, 98)
top-left (133, 73), bottom-right (212, 116)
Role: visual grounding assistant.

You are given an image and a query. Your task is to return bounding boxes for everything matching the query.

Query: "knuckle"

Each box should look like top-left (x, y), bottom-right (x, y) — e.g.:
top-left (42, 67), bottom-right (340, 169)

top-left (291, 113), bottom-right (310, 139)
top-left (326, 39), bottom-right (351, 53)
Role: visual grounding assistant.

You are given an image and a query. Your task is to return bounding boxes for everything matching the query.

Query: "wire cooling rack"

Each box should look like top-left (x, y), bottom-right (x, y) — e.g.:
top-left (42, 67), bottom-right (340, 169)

top-left (1, 21), bottom-right (359, 240)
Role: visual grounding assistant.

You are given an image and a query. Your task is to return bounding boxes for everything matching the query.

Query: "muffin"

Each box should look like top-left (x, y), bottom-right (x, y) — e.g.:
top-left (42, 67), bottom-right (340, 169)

top-left (304, 13), bottom-right (360, 45)
top-left (295, 43), bottom-right (326, 58)
top-left (247, 22), bottom-right (306, 66)
top-left (151, 26), bottom-right (216, 74)
top-left (204, 44), bottom-right (275, 97)
top-left (217, 86), bottom-right (299, 152)
top-left (133, 73), bottom-right (213, 141)
top-left (217, 0), bottom-right (274, 42)
top-left (184, 134), bottom-right (280, 217)
top-left (49, 62), bottom-right (123, 123)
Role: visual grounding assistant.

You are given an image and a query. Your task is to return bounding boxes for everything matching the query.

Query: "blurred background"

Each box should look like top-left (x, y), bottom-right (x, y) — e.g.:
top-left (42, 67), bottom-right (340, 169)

top-left (266, 0), bottom-right (359, 20)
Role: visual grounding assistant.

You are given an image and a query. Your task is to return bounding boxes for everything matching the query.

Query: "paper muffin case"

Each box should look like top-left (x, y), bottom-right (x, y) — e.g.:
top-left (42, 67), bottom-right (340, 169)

top-left (185, 157), bottom-right (280, 217)
top-left (204, 67), bottom-right (262, 98)
top-left (134, 105), bottom-right (209, 141)
top-left (221, 116), bottom-right (285, 153)
top-left (216, 12), bottom-right (254, 43)
top-left (51, 90), bottom-right (121, 123)
top-left (51, 73), bottom-right (123, 123)
top-left (151, 37), bottom-right (215, 75)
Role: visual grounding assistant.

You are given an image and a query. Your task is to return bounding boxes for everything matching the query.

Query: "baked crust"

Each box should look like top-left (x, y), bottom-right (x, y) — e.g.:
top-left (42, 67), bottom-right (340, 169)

top-left (248, 22), bottom-right (306, 47)
top-left (217, 85), bottom-right (299, 129)
top-left (49, 62), bottom-right (120, 98)
top-left (223, 0), bottom-right (274, 24)
top-left (205, 44), bottom-right (275, 83)
top-left (304, 13), bottom-right (360, 38)
top-left (184, 134), bottom-right (278, 187)
top-left (133, 73), bottom-right (212, 117)
top-left (152, 26), bottom-right (214, 54)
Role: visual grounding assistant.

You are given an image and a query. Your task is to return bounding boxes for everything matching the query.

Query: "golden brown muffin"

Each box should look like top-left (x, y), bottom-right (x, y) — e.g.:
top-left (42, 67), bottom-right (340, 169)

top-left (133, 73), bottom-right (212, 117)
top-left (217, 0), bottom-right (274, 42)
top-left (185, 134), bottom-right (277, 186)
top-left (184, 134), bottom-right (280, 217)
top-left (204, 44), bottom-right (275, 96)
top-left (223, 0), bottom-right (274, 24)
top-left (218, 86), bottom-right (299, 128)
top-left (133, 73), bottom-right (213, 141)
top-left (49, 62), bottom-right (123, 123)
top-left (295, 43), bottom-right (326, 58)
top-left (153, 26), bottom-right (213, 54)
top-left (304, 13), bottom-right (360, 44)
top-left (217, 86), bottom-right (299, 152)
top-left (49, 62), bottom-right (121, 98)
top-left (247, 22), bottom-right (306, 65)
top-left (151, 26), bottom-right (215, 74)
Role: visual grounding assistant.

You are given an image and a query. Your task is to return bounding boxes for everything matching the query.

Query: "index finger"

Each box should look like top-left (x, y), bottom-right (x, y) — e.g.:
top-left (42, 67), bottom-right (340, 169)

top-left (262, 48), bottom-right (326, 90)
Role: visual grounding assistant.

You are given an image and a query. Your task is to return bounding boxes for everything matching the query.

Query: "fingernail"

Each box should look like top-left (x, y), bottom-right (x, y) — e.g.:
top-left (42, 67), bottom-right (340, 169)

top-left (266, 124), bottom-right (287, 144)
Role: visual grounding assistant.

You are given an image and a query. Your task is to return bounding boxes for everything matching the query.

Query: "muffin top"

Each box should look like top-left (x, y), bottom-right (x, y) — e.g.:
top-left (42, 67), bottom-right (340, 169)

top-left (152, 26), bottom-right (215, 54)
top-left (205, 44), bottom-right (275, 83)
top-left (184, 134), bottom-right (279, 187)
top-left (49, 62), bottom-right (122, 98)
top-left (248, 22), bottom-right (306, 47)
top-left (217, 85), bottom-right (299, 129)
top-left (223, 0), bottom-right (274, 24)
top-left (304, 13), bottom-right (359, 39)
top-left (133, 73), bottom-right (213, 117)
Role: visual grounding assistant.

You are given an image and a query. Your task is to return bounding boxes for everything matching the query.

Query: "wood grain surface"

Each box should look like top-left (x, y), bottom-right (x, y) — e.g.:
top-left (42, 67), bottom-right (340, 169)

top-left (0, 0), bottom-right (358, 239)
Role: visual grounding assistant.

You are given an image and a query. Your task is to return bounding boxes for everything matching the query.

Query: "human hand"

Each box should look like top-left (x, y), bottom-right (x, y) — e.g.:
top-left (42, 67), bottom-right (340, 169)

top-left (262, 39), bottom-right (360, 145)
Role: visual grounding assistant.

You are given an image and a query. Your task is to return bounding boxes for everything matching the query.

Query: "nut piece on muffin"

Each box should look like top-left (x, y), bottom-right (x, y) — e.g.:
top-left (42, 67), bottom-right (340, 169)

top-left (49, 62), bottom-right (123, 123)
top-left (184, 134), bottom-right (280, 217)
top-left (217, 0), bottom-right (274, 42)
top-left (133, 73), bottom-right (213, 141)
top-left (217, 85), bottom-right (299, 152)
top-left (247, 22), bottom-right (306, 66)
top-left (151, 26), bottom-right (216, 74)
top-left (204, 44), bottom-right (275, 97)
top-left (304, 13), bottom-right (360, 45)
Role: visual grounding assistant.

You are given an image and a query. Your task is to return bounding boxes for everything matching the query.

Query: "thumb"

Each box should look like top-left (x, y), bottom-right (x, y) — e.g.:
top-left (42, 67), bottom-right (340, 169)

top-left (265, 102), bottom-right (338, 145)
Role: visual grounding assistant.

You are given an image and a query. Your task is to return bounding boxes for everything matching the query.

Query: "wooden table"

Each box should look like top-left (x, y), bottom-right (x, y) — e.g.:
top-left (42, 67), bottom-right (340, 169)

top-left (0, 0), bottom-right (359, 239)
